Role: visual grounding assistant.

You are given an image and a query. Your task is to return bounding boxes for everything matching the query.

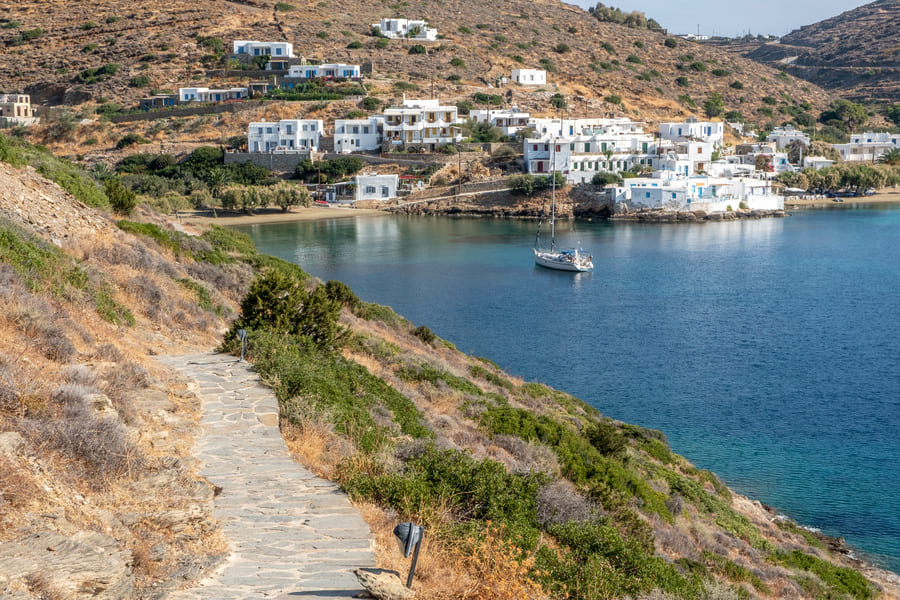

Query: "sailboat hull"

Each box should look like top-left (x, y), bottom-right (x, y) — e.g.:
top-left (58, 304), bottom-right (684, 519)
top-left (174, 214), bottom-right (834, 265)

top-left (534, 249), bottom-right (593, 272)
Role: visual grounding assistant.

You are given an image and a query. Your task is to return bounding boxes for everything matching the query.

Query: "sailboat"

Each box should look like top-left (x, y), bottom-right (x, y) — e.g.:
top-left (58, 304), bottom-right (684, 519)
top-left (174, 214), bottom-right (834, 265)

top-left (533, 142), bottom-right (593, 272)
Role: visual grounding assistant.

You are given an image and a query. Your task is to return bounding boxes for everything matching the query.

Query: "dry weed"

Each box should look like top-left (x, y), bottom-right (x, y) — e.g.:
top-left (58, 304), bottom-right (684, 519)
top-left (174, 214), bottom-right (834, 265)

top-left (281, 418), bottom-right (351, 478)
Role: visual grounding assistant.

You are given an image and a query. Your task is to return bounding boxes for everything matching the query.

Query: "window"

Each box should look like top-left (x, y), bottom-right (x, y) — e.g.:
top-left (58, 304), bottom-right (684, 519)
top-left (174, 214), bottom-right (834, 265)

top-left (365, 186), bottom-right (376, 193)
top-left (697, 147), bottom-right (702, 154)
top-left (569, 143), bottom-right (575, 151)
top-left (382, 186), bottom-right (390, 197)
top-left (533, 144), bottom-right (538, 151)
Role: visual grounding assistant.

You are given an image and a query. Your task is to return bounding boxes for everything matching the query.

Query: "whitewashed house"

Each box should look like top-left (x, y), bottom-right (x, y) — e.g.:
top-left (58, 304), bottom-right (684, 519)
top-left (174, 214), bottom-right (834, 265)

top-left (383, 98), bottom-right (462, 149)
top-left (528, 117), bottom-right (644, 138)
top-left (523, 130), bottom-right (661, 184)
top-left (247, 119), bottom-right (323, 153)
top-left (469, 107), bottom-right (530, 137)
top-left (232, 40), bottom-right (293, 57)
top-left (510, 69), bottom-right (546, 86)
top-left (355, 174), bottom-right (399, 201)
top-left (334, 116), bottom-right (383, 153)
top-left (803, 156), bottom-right (835, 170)
top-left (833, 132), bottom-right (900, 162)
top-left (0, 94), bottom-right (38, 126)
top-left (179, 87), bottom-right (248, 103)
top-left (609, 172), bottom-right (783, 213)
top-left (373, 18), bottom-right (437, 41)
top-left (766, 126), bottom-right (810, 150)
top-left (287, 63), bottom-right (361, 79)
top-left (659, 117), bottom-right (724, 149)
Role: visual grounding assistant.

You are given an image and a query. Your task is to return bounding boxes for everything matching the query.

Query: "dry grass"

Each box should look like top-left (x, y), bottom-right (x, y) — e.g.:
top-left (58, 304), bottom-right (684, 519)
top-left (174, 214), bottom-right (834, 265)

top-left (281, 418), bottom-right (352, 479)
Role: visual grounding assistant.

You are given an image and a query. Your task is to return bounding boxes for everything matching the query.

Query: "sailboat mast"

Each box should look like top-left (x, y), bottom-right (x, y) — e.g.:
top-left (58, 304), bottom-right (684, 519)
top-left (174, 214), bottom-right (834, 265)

top-left (550, 138), bottom-right (557, 251)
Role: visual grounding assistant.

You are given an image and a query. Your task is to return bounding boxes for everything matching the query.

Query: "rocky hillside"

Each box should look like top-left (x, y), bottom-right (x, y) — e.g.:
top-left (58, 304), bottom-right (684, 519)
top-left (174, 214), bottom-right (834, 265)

top-left (2, 0), bottom-right (835, 146)
top-left (742, 0), bottom-right (900, 103)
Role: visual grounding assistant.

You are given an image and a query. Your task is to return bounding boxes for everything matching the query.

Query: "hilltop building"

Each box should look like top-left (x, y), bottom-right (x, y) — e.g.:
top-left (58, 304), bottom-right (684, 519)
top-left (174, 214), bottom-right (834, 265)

top-left (0, 94), bottom-right (38, 126)
top-left (179, 87), bottom-right (248, 103)
top-left (286, 64), bottom-right (361, 79)
top-left (372, 18), bottom-right (437, 41)
top-left (232, 40), bottom-right (293, 57)
top-left (510, 69), bottom-right (546, 86)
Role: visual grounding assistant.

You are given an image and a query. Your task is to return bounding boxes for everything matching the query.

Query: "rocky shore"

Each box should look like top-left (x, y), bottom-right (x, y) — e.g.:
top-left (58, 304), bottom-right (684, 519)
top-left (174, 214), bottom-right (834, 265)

top-left (611, 208), bottom-right (787, 222)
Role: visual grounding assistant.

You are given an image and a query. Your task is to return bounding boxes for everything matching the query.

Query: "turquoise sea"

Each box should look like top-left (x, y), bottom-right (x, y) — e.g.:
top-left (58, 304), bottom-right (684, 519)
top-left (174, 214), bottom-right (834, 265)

top-left (234, 205), bottom-right (900, 574)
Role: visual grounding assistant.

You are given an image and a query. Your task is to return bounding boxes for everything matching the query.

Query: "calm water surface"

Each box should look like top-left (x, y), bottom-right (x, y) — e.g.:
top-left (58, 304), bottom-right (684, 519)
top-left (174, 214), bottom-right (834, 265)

top-left (234, 206), bottom-right (900, 573)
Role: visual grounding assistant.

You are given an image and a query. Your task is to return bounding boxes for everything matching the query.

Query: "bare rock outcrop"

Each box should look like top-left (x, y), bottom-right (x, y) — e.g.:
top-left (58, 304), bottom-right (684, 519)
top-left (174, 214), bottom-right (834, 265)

top-left (0, 530), bottom-right (133, 600)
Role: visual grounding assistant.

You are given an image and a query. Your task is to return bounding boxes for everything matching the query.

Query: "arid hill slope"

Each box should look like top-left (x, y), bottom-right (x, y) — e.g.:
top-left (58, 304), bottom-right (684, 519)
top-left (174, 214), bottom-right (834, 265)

top-left (2, 0), bottom-right (834, 129)
top-left (742, 0), bottom-right (900, 103)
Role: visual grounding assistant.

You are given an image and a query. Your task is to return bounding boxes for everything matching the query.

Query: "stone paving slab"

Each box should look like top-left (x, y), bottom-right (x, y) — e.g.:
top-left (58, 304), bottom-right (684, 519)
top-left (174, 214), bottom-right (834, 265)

top-left (157, 353), bottom-right (374, 599)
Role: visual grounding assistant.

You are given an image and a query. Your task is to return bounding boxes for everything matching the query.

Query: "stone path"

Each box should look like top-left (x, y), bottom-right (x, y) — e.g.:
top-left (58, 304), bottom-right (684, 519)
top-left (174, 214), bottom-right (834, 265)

top-left (156, 353), bottom-right (374, 600)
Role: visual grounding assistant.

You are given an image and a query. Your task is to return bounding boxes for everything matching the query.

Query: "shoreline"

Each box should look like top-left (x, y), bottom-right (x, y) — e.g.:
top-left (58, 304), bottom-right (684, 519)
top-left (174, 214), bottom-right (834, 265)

top-left (179, 205), bottom-right (385, 227)
top-left (785, 189), bottom-right (900, 208)
top-left (173, 188), bottom-right (900, 228)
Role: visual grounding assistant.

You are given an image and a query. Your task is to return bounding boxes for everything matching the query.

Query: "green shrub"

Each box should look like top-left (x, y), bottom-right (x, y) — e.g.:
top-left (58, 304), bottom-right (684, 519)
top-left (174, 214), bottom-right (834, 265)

top-left (375, 37), bottom-right (389, 49)
top-left (316, 31), bottom-right (329, 39)
top-left (626, 54), bottom-right (642, 64)
top-left (458, 26), bottom-right (471, 34)
top-left (129, 75), bottom-right (151, 88)
top-left (690, 61), bottom-right (707, 72)
top-left (347, 40), bottom-right (363, 49)
top-left (602, 42), bottom-right (615, 54)
top-left (771, 550), bottom-right (872, 599)
top-left (711, 68), bottom-right (731, 77)
top-left (105, 179), bottom-right (137, 216)
top-left (664, 38), bottom-right (678, 48)
top-left (555, 43), bottom-right (570, 53)
top-left (450, 57), bottom-right (466, 67)
top-left (408, 44), bottom-right (427, 54)
top-left (116, 133), bottom-right (149, 149)
top-left (275, 2), bottom-right (296, 10)
top-left (605, 94), bottom-right (622, 105)
top-left (412, 324), bottom-right (437, 345)
top-left (538, 58), bottom-right (557, 73)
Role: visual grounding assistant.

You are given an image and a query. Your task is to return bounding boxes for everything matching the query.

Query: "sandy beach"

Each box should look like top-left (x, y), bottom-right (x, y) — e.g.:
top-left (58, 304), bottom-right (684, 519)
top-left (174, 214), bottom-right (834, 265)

top-left (180, 205), bottom-right (386, 227)
top-left (785, 189), bottom-right (900, 208)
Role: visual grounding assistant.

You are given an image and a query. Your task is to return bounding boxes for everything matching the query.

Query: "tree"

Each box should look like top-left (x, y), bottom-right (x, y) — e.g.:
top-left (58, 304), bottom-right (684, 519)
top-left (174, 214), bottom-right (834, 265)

top-left (885, 104), bottom-right (900, 127)
top-left (591, 172), bottom-right (622, 186)
top-left (702, 93), bottom-right (724, 118)
top-left (820, 99), bottom-right (868, 133)
top-left (105, 178), bottom-right (137, 216)
top-left (550, 93), bottom-right (567, 110)
top-left (877, 148), bottom-right (900, 166)
top-left (786, 139), bottom-right (808, 165)
top-left (755, 154), bottom-right (772, 172)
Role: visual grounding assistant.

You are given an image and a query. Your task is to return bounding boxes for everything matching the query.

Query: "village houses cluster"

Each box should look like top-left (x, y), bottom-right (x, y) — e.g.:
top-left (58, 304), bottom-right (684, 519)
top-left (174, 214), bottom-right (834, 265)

top-left (3, 27), bottom-right (897, 211)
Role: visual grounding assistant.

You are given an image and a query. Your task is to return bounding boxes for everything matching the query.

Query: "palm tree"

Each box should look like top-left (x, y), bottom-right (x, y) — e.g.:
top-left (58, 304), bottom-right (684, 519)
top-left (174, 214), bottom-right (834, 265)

top-left (876, 148), bottom-right (900, 166)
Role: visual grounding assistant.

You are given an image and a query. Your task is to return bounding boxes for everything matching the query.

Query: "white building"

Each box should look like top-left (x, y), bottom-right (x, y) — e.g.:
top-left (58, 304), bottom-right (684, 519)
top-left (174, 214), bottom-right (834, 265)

top-left (356, 174), bottom-right (399, 201)
top-left (524, 131), bottom-right (661, 184)
top-left (232, 40), bottom-right (293, 57)
top-left (803, 156), bottom-right (835, 170)
top-left (383, 97), bottom-right (462, 149)
top-left (0, 94), bottom-right (37, 126)
top-left (469, 107), bottom-right (530, 137)
top-left (286, 63), bottom-right (361, 79)
top-left (610, 172), bottom-right (783, 213)
top-left (510, 69), bottom-right (547, 86)
top-left (766, 126), bottom-right (810, 150)
top-left (659, 118), bottom-right (724, 149)
top-left (178, 87), bottom-right (248, 103)
top-left (373, 18), bottom-right (437, 41)
top-left (248, 119), bottom-right (323, 153)
top-left (833, 132), bottom-right (900, 162)
top-left (334, 116), bottom-right (383, 153)
top-left (528, 117), bottom-right (644, 138)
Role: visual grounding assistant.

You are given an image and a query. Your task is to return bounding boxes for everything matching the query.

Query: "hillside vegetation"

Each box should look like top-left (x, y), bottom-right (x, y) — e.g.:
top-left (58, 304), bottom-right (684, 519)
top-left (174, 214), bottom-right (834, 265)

top-left (1, 137), bottom-right (899, 597)
top-left (2, 0), bottom-right (837, 153)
